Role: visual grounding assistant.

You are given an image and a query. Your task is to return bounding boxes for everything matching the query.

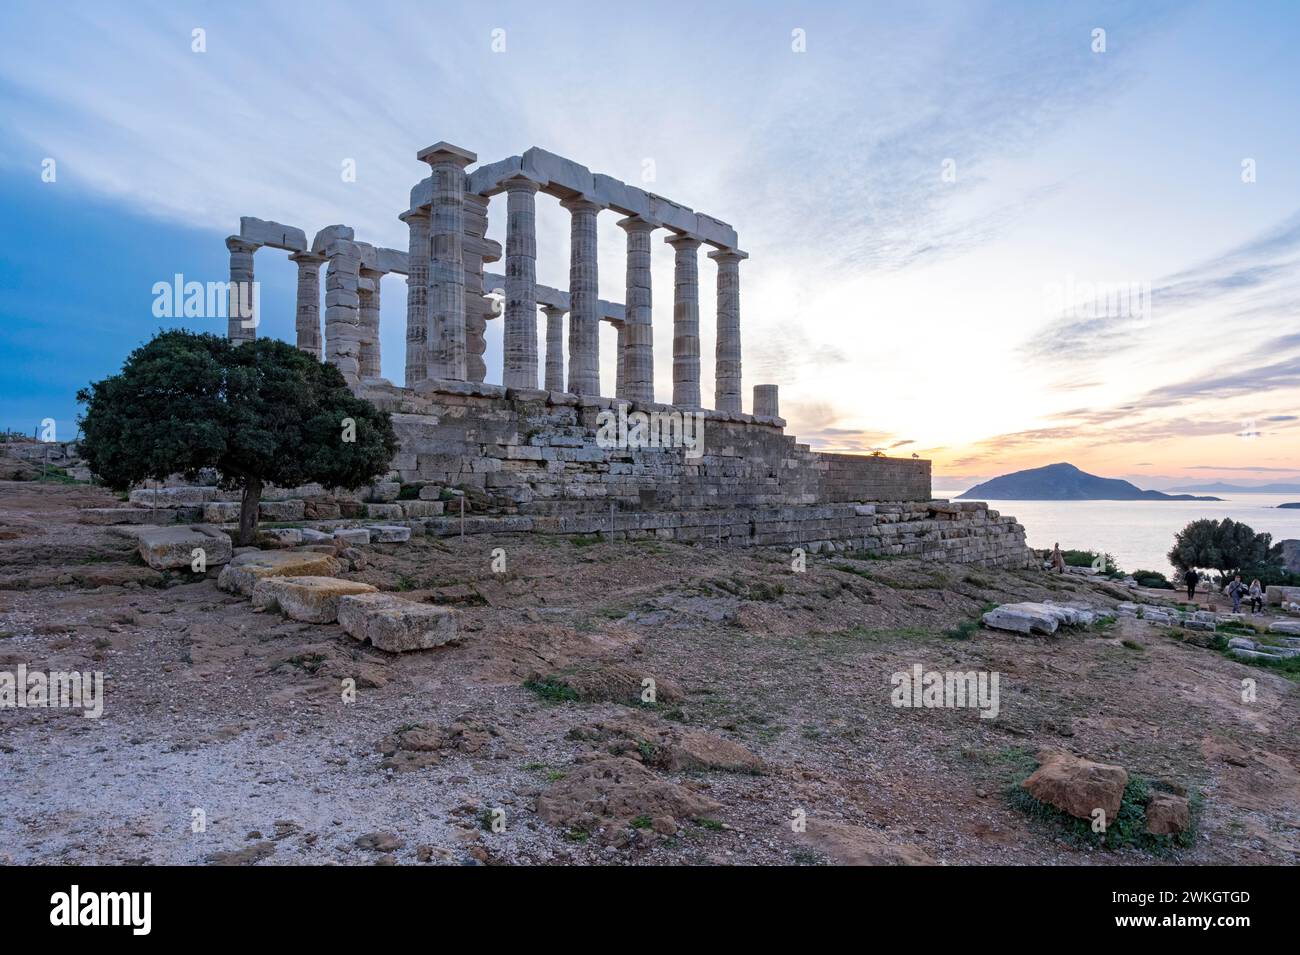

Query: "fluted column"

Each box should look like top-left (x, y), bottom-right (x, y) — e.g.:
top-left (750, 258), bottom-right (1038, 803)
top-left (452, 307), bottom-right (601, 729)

top-left (503, 176), bottom-right (540, 388)
top-left (324, 243), bottom-right (362, 384)
top-left (288, 251), bottom-right (326, 359)
top-left (613, 320), bottom-right (628, 398)
top-left (708, 248), bottom-right (747, 413)
top-left (542, 305), bottom-right (566, 392)
top-left (618, 216), bottom-right (656, 402)
top-left (358, 267), bottom-right (383, 379)
top-left (225, 237), bottom-right (258, 343)
top-left (665, 235), bottom-right (702, 408)
top-left (419, 142), bottom-right (476, 382)
top-left (463, 195), bottom-right (490, 384)
top-left (562, 198), bottom-right (602, 395)
top-left (400, 208), bottom-right (429, 386)
top-left (753, 384), bottom-right (779, 418)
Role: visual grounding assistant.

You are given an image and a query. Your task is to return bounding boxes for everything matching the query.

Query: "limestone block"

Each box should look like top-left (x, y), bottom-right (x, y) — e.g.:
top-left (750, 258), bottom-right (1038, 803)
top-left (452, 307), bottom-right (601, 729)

top-left (981, 603), bottom-right (1059, 635)
top-left (400, 500), bottom-right (444, 518)
top-left (259, 528), bottom-right (303, 547)
top-left (128, 486), bottom-right (220, 506)
top-left (312, 224), bottom-right (355, 254)
top-left (240, 216), bottom-right (307, 252)
top-left (375, 247), bottom-right (408, 275)
top-left (137, 524), bottom-right (233, 571)
top-left (649, 193), bottom-right (698, 234)
top-left (521, 146), bottom-right (595, 198)
top-left (217, 549), bottom-right (342, 596)
top-left (79, 507), bottom-right (178, 526)
top-left (332, 528), bottom-right (371, 545)
top-left (592, 174), bottom-right (653, 220)
top-left (299, 528), bottom-right (333, 544)
top-left (337, 593), bottom-right (459, 652)
top-left (694, 212), bottom-right (738, 250)
top-left (203, 501), bottom-right (241, 522)
top-left (367, 524), bottom-right (412, 543)
top-left (1268, 619), bottom-right (1300, 635)
top-left (417, 485), bottom-right (444, 500)
top-left (366, 481), bottom-right (401, 503)
top-left (366, 503), bottom-right (403, 520)
top-left (258, 500), bottom-right (306, 521)
top-left (251, 576), bottom-right (378, 623)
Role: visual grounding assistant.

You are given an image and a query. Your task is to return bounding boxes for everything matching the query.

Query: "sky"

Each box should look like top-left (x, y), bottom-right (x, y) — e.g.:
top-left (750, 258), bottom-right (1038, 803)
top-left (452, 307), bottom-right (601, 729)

top-left (1, 0), bottom-right (1298, 491)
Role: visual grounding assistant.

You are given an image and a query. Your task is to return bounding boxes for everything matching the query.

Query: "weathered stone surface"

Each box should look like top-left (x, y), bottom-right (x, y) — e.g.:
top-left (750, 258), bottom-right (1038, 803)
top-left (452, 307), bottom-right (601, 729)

top-left (332, 527), bottom-right (371, 545)
top-left (1145, 792), bottom-right (1190, 835)
top-left (203, 501), bottom-right (240, 523)
top-left (1021, 749), bottom-right (1128, 821)
top-left (251, 576), bottom-right (378, 623)
top-left (367, 524), bottom-right (411, 543)
top-left (128, 486), bottom-right (220, 507)
top-left (536, 757), bottom-right (719, 842)
top-left (217, 549), bottom-right (342, 596)
top-left (239, 216), bottom-right (306, 252)
top-left (79, 507), bottom-right (177, 526)
top-left (792, 819), bottom-right (935, 866)
top-left (1268, 619), bottom-right (1300, 635)
top-left (337, 592), bottom-right (459, 652)
top-left (258, 500), bottom-right (305, 521)
top-left (982, 603), bottom-right (1060, 635)
top-left (137, 524), bottom-right (233, 570)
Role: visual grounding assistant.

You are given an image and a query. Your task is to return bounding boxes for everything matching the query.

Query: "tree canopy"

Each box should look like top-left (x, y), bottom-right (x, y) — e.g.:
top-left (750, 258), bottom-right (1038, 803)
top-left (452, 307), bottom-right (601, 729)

top-left (78, 331), bottom-right (397, 543)
top-left (1167, 517), bottom-right (1277, 577)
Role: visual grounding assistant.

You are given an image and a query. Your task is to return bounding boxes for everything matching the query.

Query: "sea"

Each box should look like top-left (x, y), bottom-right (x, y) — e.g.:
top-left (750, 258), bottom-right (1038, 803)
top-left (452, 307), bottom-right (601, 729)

top-left (931, 490), bottom-right (1300, 579)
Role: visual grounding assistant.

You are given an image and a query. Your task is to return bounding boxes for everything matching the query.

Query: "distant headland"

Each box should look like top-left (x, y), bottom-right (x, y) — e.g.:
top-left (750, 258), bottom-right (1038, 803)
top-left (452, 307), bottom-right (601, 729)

top-left (957, 463), bottom-right (1223, 501)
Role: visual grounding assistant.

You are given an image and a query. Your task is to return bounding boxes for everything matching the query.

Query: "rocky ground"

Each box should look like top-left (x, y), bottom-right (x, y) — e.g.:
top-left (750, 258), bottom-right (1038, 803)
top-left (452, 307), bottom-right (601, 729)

top-left (0, 481), bottom-right (1296, 865)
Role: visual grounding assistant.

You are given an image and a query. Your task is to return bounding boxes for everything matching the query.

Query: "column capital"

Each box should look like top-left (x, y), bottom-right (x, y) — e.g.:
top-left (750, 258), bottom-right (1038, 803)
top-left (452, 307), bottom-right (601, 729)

top-left (502, 174), bottom-right (543, 194)
top-left (664, 233), bottom-right (702, 250)
top-left (399, 206), bottom-right (430, 223)
top-left (540, 303), bottom-right (569, 318)
top-left (617, 215), bottom-right (657, 234)
top-left (226, 236), bottom-right (259, 254)
top-left (560, 196), bottom-right (603, 214)
top-left (707, 247), bottom-right (749, 264)
top-left (288, 250), bottom-right (328, 266)
top-left (416, 141), bottom-right (477, 168)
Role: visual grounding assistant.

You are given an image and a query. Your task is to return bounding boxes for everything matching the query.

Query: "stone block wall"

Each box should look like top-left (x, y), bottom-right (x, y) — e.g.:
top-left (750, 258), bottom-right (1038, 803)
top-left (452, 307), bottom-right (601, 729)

top-left (820, 453), bottom-right (930, 502)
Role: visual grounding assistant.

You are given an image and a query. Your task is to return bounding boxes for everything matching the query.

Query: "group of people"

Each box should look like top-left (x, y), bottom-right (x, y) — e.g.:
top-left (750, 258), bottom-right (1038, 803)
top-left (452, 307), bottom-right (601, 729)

top-left (1184, 568), bottom-right (1265, 614)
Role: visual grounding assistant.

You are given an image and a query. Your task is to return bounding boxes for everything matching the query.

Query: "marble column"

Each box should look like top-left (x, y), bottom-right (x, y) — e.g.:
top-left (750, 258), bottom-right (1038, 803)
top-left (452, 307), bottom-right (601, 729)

top-left (562, 198), bottom-right (602, 395)
top-left (611, 320), bottom-right (628, 398)
top-left (418, 142), bottom-right (476, 382)
top-left (542, 305), bottom-right (566, 392)
top-left (753, 384), bottom-right (779, 418)
top-left (225, 237), bottom-right (258, 343)
top-left (708, 248), bottom-right (747, 413)
top-left (665, 235), bottom-right (702, 408)
top-left (463, 195), bottom-right (491, 384)
top-left (358, 267), bottom-right (383, 379)
top-left (618, 216), bottom-right (656, 402)
top-left (502, 176), bottom-right (540, 389)
top-left (399, 208), bottom-right (429, 386)
top-left (324, 244), bottom-right (362, 384)
top-left (288, 251), bottom-right (326, 359)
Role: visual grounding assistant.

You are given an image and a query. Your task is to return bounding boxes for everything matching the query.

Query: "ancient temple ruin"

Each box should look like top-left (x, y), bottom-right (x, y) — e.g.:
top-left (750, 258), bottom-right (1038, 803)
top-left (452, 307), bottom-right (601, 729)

top-left (221, 142), bottom-right (1030, 567)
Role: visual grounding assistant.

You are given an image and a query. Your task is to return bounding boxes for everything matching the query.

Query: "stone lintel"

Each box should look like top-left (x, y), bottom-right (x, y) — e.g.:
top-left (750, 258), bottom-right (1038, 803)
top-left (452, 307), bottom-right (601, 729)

top-left (239, 216), bottom-right (307, 252)
top-left (312, 224), bottom-right (355, 254)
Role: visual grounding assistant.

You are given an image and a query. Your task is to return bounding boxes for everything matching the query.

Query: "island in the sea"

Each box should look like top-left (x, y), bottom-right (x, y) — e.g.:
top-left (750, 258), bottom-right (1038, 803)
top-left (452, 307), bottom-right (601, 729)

top-left (957, 462), bottom-right (1223, 501)
top-left (1279, 502), bottom-right (1300, 509)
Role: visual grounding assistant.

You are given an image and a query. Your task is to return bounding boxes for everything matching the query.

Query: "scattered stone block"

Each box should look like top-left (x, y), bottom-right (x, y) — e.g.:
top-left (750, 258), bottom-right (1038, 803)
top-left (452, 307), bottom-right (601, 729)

top-left (217, 549), bottom-right (342, 596)
top-left (251, 576), bottom-right (378, 623)
top-left (1144, 792), bottom-right (1190, 835)
top-left (203, 501), bottom-right (241, 523)
top-left (136, 524), bottom-right (233, 570)
top-left (367, 525), bottom-right (411, 543)
top-left (337, 593), bottom-right (459, 652)
top-left (417, 485), bottom-right (444, 501)
top-left (1021, 749), bottom-right (1128, 821)
top-left (299, 528), bottom-right (333, 544)
top-left (258, 500), bottom-right (305, 521)
top-left (982, 603), bottom-right (1060, 635)
top-left (259, 528), bottom-right (303, 548)
top-left (366, 503), bottom-right (403, 520)
top-left (332, 527), bottom-right (371, 545)
top-left (1268, 619), bottom-right (1300, 636)
top-left (303, 500), bottom-right (341, 520)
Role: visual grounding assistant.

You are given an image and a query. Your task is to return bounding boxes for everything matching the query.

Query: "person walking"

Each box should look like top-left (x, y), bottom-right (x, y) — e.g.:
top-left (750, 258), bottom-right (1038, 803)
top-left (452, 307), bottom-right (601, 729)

top-left (1051, 543), bottom-right (1065, 574)
top-left (1248, 578), bottom-right (1264, 614)
top-left (1227, 574), bottom-right (1246, 613)
top-left (1184, 568), bottom-right (1199, 602)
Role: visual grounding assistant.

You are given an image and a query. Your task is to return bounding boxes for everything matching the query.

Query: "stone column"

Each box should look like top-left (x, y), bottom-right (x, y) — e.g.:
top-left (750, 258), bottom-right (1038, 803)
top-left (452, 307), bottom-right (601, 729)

top-left (225, 237), bottom-right (258, 343)
top-left (708, 248), bottom-right (747, 413)
top-left (542, 305), bottom-right (566, 392)
top-left (399, 208), bottom-right (429, 386)
top-left (612, 320), bottom-right (628, 398)
top-left (502, 176), bottom-right (540, 389)
top-left (288, 251), bottom-right (326, 359)
top-left (358, 267), bottom-right (383, 379)
top-left (753, 384), bottom-right (779, 418)
top-left (324, 244), bottom-right (362, 384)
top-left (665, 235), bottom-right (702, 408)
top-left (463, 195), bottom-right (490, 384)
top-left (618, 216), bottom-right (656, 402)
top-left (418, 142), bottom-right (476, 382)
top-left (562, 198), bottom-right (602, 395)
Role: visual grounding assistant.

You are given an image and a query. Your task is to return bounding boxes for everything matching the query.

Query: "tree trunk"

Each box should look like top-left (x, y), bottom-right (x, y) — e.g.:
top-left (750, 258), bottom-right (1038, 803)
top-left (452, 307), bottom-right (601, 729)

top-left (238, 478), bottom-right (263, 546)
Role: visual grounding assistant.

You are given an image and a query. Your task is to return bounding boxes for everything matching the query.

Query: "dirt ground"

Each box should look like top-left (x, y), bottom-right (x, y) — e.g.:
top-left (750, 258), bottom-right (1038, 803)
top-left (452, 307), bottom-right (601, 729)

top-left (1, 481), bottom-right (1296, 865)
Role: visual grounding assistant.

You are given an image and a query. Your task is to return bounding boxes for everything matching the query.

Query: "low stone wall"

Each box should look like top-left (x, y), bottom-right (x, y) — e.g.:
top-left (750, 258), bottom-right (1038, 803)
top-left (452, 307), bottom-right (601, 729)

top-left (359, 380), bottom-right (932, 513)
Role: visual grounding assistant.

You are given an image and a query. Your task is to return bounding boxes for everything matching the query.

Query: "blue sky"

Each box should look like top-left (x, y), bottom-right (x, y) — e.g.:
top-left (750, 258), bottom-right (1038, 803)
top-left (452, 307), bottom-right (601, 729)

top-left (2, 0), bottom-right (1298, 486)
